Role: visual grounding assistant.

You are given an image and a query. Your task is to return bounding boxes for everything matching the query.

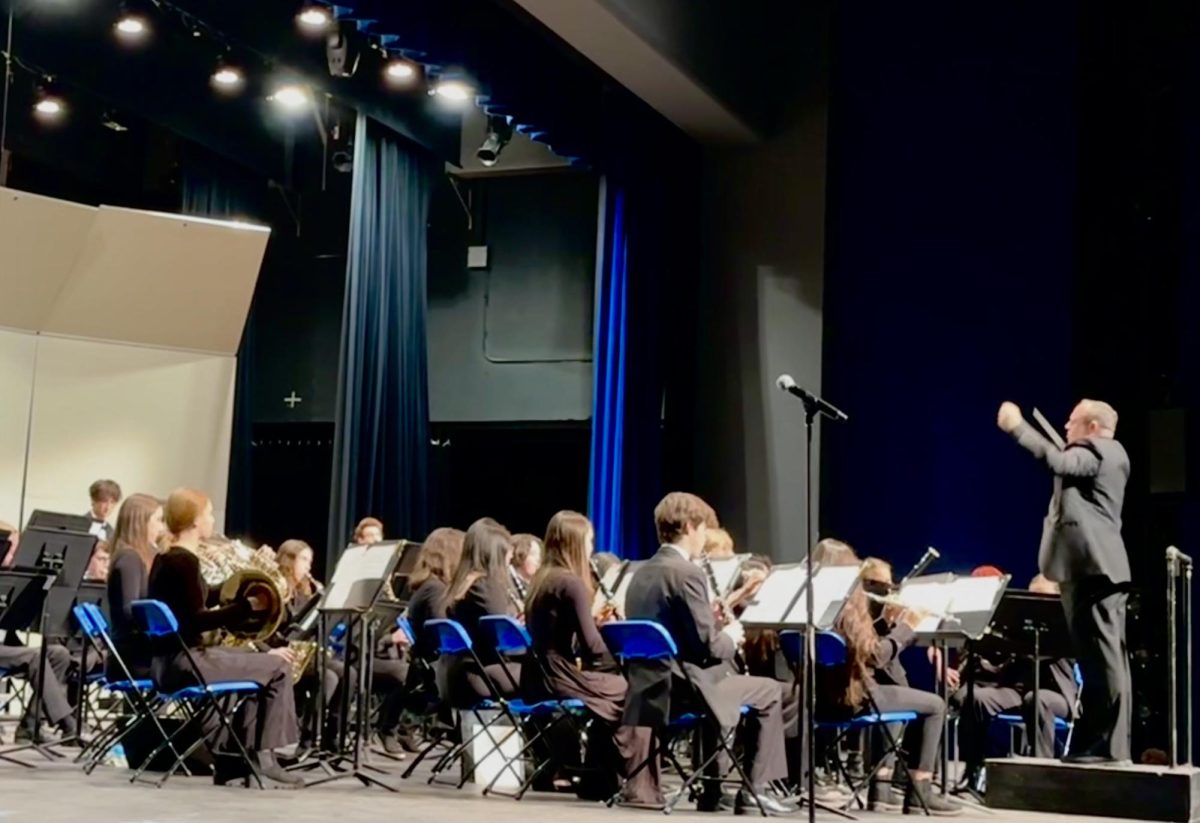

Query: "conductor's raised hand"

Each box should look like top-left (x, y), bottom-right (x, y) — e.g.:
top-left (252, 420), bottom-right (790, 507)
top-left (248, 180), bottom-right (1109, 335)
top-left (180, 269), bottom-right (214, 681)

top-left (997, 401), bottom-right (1024, 433)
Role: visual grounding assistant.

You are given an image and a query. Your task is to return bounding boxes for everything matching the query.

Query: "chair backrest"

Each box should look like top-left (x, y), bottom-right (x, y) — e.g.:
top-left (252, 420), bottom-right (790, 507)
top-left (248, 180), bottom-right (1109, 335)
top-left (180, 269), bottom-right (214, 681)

top-left (130, 599), bottom-right (180, 638)
top-left (1073, 662), bottom-right (1083, 688)
top-left (478, 615), bottom-right (531, 655)
top-left (73, 604), bottom-right (100, 639)
top-left (778, 629), bottom-right (847, 667)
top-left (82, 601), bottom-right (111, 635)
top-left (424, 618), bottom-right (473, 655)
top-left (600, 620), bottom-right (678, 661)
top-left (396, 616), bottom-right (416, 646)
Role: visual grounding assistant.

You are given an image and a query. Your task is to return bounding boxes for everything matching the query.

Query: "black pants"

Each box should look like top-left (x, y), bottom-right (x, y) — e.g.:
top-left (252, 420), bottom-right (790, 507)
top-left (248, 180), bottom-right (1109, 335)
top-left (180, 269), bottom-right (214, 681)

top-left (155, 648), bottom-right (299, 752)
top-left (699, 674), bottom-right (789, 790)
top-left (869, 684), bottom-right (945, 774)
top-left (953, 685), bottom-right (1070, 768)
top-left (372, 657), bottom-right (409, 733)
top-left (1061, 577), bottom-right (1131, 761)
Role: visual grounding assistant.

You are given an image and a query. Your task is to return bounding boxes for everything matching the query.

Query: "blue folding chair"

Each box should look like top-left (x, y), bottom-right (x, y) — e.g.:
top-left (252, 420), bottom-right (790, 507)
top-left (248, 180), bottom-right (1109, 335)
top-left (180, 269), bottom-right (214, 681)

top-left (473, 615), bottom-right (588, 799)
top-left (71, 603), bottom-right (173, 775)
top-left (128, 599), bottom-right (264, 788)
top-left (780, 630), bottom-right (925, 815)
top-left (400, 618), bottom-right (523, 786)
top-left (602, 619), bottom-right (766, 816)
top-left (994, 662), bottom-right (1083, 757)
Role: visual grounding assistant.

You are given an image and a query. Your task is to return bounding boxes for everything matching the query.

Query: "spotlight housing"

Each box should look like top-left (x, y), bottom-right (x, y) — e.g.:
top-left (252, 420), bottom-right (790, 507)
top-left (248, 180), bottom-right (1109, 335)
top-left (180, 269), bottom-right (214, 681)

top-left (34, 96), bottom-right (65, 120)
top-left (432, 79), bottom-right (473, 105)
top-left (476, 115), bottom-right (514, 168)
top-left (324, 25), bottom-right (361, 78)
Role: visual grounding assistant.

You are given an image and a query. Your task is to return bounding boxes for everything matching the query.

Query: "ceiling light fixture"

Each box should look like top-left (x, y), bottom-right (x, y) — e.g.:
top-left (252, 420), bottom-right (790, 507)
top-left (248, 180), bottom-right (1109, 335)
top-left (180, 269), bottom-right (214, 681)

top-left (432, 79), bottom-right (473, 105)
top-left (114, 12), bottom-right (149, 42)
top-left (297, 3), bottom-right (333, 31)
top-left (269, 84), bottom-right (311, 111)
top-left (211, 63), bottom-right (245, 91)
top-left (384, 58), bottom-right (417, 85)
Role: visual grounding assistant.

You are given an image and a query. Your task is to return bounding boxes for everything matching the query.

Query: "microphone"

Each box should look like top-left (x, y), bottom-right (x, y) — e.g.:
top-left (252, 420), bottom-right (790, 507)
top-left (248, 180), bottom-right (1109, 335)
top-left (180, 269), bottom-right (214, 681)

top-left (1167, 546), bottom-right (1193, 566)
top-left (776, 375), bottom-right (849, 422)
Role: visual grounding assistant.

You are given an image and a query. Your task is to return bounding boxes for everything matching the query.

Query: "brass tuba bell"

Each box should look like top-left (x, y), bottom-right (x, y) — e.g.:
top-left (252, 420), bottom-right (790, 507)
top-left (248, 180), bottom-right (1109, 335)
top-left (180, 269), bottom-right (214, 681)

top-left (196, 537), bottom-right (288, 643)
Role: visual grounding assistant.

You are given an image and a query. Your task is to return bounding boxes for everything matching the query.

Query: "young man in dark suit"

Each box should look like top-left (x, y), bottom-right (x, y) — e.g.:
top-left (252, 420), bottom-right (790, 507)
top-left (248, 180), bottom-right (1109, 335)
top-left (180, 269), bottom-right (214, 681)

top-left (623, 492), bottom-right (796, 815)
top-left (998, 398), bottom-right (1131, 764)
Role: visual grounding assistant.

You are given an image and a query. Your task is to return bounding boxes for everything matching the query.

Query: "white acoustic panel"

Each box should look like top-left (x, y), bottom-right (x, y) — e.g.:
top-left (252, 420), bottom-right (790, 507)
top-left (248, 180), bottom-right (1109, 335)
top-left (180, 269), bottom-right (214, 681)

top-left (23, 336), bottom-right (236, 531)
top-left (0, 330), bottom-right (37, 526)
top-left (0, 187), bottom-right (95, 331)
top-left (43, 206), bottom-right (269, 355)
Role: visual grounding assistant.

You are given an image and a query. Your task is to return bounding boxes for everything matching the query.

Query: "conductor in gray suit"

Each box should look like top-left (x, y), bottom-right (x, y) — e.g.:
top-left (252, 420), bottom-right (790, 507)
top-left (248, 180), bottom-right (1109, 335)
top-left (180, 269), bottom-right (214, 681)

top-left (998, 399), bottom-right (1132, 764)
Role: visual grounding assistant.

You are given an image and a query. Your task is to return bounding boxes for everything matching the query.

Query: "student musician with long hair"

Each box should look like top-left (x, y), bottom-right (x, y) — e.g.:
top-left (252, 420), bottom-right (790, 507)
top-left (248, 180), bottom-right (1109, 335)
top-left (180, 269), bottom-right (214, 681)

top-left (522, 511), bottom-right (659, 805)
top-left (106, 494), bottom-right (166, 680)
top-left (821, 540), bottom-right (960, 815)
top-left (146, 488), bottom-right (303, 787)
top-left (443, 518), bottom-right (520, 706)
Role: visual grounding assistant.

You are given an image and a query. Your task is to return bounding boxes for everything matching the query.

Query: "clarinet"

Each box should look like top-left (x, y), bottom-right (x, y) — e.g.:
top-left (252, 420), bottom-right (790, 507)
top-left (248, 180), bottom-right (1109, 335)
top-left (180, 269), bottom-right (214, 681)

top-left (507, 565), bottom-right (529, 614)
top-left (899, 546), bottom-right (940, 587)
top-left (701, 552), bottom-right (745, 669)
top-left (590, 558), bottom-right (622, 619)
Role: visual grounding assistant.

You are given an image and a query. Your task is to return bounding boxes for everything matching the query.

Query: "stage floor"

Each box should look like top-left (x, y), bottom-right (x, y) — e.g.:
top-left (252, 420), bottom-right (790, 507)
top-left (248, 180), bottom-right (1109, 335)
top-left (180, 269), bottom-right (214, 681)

top-left (0, 759), bottom-right (1159, 823)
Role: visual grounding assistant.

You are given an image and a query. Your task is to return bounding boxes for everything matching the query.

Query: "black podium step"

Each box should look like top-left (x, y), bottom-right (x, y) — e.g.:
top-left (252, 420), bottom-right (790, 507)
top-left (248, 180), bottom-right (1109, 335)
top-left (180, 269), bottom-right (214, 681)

top-left (986, 757), bottom-right (1200, 822)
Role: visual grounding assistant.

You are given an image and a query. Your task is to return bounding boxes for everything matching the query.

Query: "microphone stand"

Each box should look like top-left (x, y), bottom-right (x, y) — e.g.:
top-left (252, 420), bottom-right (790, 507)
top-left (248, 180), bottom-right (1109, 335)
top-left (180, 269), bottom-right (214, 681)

top-left (790, 387), bottom-right (847, 823)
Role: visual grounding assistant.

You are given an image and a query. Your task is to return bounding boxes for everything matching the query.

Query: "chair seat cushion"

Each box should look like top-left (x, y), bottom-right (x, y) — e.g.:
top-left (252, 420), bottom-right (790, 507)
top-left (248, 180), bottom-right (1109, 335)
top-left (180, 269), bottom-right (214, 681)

top-left (996, 713), bottom-right (1071, 729)
top-left (170, 680), bottom-right (261, 700)
top-left (105, 679), bottom-right (155, 693)
top-left (816, 710), bottom-right (919, 729)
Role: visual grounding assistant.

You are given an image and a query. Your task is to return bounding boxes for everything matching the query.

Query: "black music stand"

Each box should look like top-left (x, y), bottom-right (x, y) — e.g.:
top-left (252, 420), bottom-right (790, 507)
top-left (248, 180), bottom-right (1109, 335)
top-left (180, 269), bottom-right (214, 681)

top-left (900, 572), bottom-right (1009, 797)
top-left (307, 541), bottom-right (404, 791)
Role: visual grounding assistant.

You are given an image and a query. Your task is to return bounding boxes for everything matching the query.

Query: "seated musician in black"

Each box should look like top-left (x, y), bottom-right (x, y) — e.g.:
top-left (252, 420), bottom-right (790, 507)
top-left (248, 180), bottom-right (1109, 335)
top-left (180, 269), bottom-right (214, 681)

top-left (522, 510), bottom-right (658, 805)
top-left (623, 492), bottom-right (795, 816)
top-left (106, 494), bottom-right (165, 681)
top-left (443, 518), bottom-right (520, 706)
top-left (949, 574), bottom-right (1078, 788)
top-left (821, 540), bottom-right (961, 815)
top-left (378, 526), bottom-right (464, 753)
top-left (147, 488), bottom-right (302, 787)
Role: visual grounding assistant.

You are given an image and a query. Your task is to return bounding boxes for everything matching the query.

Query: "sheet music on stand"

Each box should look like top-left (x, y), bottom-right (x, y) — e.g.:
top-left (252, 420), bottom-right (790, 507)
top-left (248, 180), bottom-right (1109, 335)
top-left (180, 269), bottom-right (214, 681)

top-left (896, 573), bottom-right (1010, 640)
top-left (324, 542), bottom-right (404, 613)
top-left (740, 563), bottom-right (861, 630)
top-left (700, 554), bottom-right (752, 599)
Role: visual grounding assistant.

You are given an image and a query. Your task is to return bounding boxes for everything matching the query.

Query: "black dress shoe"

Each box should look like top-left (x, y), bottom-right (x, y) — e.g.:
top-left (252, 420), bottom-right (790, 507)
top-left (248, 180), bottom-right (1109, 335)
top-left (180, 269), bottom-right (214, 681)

top-left (735, 789), bottom-right (798, 816)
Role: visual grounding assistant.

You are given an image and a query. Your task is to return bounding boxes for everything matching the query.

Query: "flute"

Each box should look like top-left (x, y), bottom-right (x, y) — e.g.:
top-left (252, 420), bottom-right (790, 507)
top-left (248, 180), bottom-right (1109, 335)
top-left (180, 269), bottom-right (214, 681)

top-left (864, 591), bottom-right (959, 624)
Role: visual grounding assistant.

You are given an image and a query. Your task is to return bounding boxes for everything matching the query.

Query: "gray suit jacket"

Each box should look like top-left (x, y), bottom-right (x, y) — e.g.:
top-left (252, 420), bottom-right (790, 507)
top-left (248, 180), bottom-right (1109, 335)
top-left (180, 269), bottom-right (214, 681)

top-left (621, 545), bottom-right (741, 727)
top-left (1011, 421), bottom-right (1130, 584)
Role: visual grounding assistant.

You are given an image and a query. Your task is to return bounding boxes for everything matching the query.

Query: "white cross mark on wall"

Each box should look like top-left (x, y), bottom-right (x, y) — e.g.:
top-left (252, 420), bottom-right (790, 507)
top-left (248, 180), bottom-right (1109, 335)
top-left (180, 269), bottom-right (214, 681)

top-left (284, 392), bottom-right (303, 409)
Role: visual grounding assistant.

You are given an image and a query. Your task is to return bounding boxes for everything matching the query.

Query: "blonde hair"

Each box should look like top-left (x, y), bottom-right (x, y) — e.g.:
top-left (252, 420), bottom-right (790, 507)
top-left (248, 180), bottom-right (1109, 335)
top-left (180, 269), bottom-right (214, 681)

top-left (353, 517), bottom-right (384, 543)
top-left (703, 527), bottom-right (735, 559)
top-left (1079, 399), bottom-right (1119, 434)
top-left (165, 488), bottom-right (210, 535)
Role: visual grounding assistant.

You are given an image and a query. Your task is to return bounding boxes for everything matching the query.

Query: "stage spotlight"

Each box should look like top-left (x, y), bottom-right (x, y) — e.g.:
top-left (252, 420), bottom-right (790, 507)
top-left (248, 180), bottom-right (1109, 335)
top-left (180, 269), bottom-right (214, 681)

top-left (114, 10), bottom-right (149, 42)
top-left (384, 58), bottom-right (417, 86)
top-left (269, 84), bottom-right (310, 112)
top-left (324, 26), bottom-right (360, 78)
top-left (297, 3), bottom-right (332, 31)
top-left (211, 62), bottom-right (245, 92)
top-left (432, 79), bottom-right (473, 105)
top-left (33, 94), bottom-right (65, 122)
top-left (477, 115), bottom-right (513, 167)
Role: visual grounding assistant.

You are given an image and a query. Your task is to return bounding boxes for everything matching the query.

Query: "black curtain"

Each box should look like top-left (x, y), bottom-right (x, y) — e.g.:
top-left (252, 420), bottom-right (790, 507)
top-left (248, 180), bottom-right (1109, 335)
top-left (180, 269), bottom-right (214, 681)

top-left (180, 151), bottom-right (265, 537)
top-left (326, 114), bottom-right (434, 570)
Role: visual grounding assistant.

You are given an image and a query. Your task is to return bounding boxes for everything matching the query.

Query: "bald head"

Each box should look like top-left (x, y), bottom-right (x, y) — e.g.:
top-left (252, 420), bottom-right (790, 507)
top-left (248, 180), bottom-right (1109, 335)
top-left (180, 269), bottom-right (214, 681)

top-left (1066, 399), bottom-right (1118, 443)
top-left (1029, 574), bottom-right (1060, 595)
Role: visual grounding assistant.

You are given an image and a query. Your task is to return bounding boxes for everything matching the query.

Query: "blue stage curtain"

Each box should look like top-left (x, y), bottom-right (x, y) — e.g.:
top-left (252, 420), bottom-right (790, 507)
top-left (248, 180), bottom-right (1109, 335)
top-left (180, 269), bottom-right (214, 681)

top-left (588, 179), bottom-right (665, 559)
top-left (327, 114), bottom-right (434, 569)
top-left (181, 155), bottom-right (264, 538)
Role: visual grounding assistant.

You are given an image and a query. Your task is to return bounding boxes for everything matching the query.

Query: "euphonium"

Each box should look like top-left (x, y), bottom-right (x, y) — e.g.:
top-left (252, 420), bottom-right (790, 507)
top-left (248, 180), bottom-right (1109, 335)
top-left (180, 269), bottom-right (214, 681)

top-left (195, 537), bottom-right (288, 643)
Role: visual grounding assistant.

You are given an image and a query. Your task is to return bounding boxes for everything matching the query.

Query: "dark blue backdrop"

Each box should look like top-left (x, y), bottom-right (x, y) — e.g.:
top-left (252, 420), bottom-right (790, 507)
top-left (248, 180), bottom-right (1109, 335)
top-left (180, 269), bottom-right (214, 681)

top-left (821, 4), bottom-right (1078, 582)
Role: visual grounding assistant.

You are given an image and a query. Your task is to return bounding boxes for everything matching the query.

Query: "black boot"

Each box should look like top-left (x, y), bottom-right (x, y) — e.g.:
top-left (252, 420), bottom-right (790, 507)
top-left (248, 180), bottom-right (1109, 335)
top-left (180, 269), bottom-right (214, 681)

top-left (904, 779), bottom-right (961, 816)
